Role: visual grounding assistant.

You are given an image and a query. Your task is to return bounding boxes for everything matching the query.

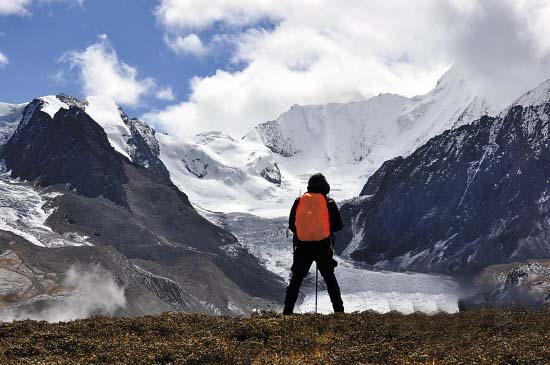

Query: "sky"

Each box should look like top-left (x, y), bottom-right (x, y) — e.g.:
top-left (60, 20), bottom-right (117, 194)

top-left (2, 0), bottom-right (550, 138)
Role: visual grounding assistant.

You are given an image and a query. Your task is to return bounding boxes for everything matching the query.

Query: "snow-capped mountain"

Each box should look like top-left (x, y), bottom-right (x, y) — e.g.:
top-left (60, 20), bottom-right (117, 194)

top-left (157, 131), bottom-right (284, 215)
top-left (336, 78), bottom-right (550, 274)
top-left (147, 66), bottom-right (493, 216)
top-left (0, 96), bottom-right (285, 316)
top-left (3, 67), bottom-right (485, 218)
top-left (243, 66), bottom-right (494, 206)
top-left (6, 95), bottom-right (286, 216)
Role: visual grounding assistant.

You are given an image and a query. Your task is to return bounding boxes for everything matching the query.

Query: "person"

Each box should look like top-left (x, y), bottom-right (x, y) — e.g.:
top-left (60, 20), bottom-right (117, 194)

top-left (283, 173), bottom-right (344, 315)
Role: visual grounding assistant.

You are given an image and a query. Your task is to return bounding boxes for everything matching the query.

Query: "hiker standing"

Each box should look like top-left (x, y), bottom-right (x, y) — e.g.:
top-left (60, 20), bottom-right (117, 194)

top-left (283, 173), bottom-right (345, 315)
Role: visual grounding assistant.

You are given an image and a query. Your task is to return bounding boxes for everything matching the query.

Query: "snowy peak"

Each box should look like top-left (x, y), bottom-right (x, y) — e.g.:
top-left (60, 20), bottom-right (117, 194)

top-left (240, 66), bottom-right (495, 203)
top-left (10, 94), bottom-right (170, 178)
top-left (246, 66), bottom-right (493, 163)
top-left (21, 94), bottom-right (134, 161)
top-left (37, 95), bottom-right (69, 119)
top-left (508, 79), bottom-right (550, 109)
top-left (392, 65), bottom-right (494, 153)
top-left (245, 93), bottom-right (409, 161)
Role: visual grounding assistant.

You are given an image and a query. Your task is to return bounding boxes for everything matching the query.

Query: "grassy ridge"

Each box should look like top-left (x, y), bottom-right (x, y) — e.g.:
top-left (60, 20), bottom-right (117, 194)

top-left (0, 308), bottom-right (549, 364)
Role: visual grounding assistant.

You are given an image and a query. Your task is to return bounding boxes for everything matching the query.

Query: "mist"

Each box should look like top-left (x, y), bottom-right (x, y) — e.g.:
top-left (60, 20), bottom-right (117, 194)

top-left (0, 265), bottom-right (126, 323)
top-left (440, 0), bottom-right (550, 110)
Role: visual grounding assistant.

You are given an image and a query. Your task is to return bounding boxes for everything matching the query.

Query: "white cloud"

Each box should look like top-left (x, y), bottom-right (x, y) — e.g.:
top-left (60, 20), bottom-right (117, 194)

top-left (156, 86), bottom-right (176, 101)
top-left (0, 0), bottom-right (84, 16)
top-left (39, 0), bottom-right (85, 5)
top-left (166, 33), bottom-right (207, 56)
top-left (147, 0), bottom-right (450, 137)
top-left (48, 69), bottom-right (67, 86)
top-left (0, 51), bottom-right (9, 67)
top-left (61, 39), bottom-right (155, 106)
top-left (0, 0), bottom-right (32, 15)
top-left (153, 0), bottom-right (284, 30)
top-left (442, 0), bottom-right (550, 107)
top-left (147, 0), bottom-right (550, 138)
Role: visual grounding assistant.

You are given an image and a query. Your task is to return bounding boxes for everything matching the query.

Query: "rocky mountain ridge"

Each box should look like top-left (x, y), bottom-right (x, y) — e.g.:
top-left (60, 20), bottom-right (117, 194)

top-left (0, 96), bottom-right (285, 318)
top-left (336, 79), bottom-right (550, 274)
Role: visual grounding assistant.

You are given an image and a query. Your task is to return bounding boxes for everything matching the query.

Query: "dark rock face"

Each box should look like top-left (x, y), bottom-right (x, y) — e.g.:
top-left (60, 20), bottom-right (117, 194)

top-left (3, 101), bottom-right (129, 206)
top-left (183, 158), bottom-right (208, 178)
top-left (459, 260), bottom-right (550, 309)
top-left (56, 93), bottom-right (89, 110)
top-left (252, 121), bottom-right (298, 157)
top-left (119, 110), bottom-right (171, 179)
top-left (260, 163), bottom-right (281, 185)
top-left (337, 104), bottom-right (550, 274)
top-left (359, 157), bottom-right (404, 196)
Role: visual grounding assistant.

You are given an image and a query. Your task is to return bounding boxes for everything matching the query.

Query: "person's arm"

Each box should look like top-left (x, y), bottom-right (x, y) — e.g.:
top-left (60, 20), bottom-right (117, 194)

top-left (288, 198), bottom-right (300, 234)
top-left (327, 198), bottom-right (344, 233)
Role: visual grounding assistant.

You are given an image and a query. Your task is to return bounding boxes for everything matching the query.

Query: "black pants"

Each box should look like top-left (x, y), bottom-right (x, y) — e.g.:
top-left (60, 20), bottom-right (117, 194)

top-left (283, 240), bottom-right (344, 314)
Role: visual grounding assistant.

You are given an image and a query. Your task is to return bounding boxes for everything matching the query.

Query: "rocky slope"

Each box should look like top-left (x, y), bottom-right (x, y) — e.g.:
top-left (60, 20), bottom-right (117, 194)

top-left (337, 80), bottom-right (550, 274)
top-left (461, 260), bottom-right (550, 308)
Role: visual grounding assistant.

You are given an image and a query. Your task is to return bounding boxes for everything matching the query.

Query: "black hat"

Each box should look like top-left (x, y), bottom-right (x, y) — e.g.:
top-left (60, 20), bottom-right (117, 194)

top-left (307, 173), bottom-right (330, 195)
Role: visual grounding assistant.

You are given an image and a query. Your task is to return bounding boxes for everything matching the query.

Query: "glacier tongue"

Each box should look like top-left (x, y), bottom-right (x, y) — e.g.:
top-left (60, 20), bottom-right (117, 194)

top-left (0, 169), bottom-right (91, 248)
top-left (208, 211), bottom-right (460, 315)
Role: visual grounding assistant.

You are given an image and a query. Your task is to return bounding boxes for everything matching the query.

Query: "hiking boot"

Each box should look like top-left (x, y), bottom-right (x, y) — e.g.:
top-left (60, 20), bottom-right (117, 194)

top-left (283, 306), bottom-right (294, 315)
top-left (333, 304), bottom-right (344, 313)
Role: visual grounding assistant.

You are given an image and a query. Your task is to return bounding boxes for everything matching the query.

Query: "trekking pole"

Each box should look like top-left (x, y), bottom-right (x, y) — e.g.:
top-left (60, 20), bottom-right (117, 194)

top-left (315, 262), bottom-right (318, 314)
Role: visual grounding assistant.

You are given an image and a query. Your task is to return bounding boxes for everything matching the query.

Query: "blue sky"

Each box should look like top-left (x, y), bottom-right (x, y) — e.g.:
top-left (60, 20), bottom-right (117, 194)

top-left (0, 0), bottom-right (224, 115)
top-left (1, 1), bottom-right (550, 137)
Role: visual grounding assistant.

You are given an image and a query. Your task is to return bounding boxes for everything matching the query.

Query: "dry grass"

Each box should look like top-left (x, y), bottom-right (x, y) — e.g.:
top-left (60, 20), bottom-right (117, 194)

top-left (0, 308), bottom-right (549, 364)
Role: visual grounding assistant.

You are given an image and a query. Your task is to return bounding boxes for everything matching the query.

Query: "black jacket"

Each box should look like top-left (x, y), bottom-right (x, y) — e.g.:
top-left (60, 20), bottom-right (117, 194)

top-left (288, 195), bottom-right (344, 237)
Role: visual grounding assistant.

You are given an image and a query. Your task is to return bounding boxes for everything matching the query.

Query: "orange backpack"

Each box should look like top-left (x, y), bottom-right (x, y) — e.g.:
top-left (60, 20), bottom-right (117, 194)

top-left (295, 193), bottom-right (331, 242)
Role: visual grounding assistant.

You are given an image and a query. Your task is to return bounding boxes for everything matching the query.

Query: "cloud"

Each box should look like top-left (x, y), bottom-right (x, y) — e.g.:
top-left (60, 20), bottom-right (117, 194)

top-left (156, 86), bottom-right (176, 101)
top-left (440, 0), bottom-right (550, 108)
top-left (166, 33), bottom-right (207, 56)
top-left (0, 0), bottom-right (84, 16)
top-left (0, 0), bottom-right (31, 15)
top-left (61, 37), bottom-right (156, 106)
top-left (146, 0), bottom-right (450, 137)
top-left (0, 51), bottom-right (8, 67)
top-left (0, 265), bottom-right (125, 322)
top-left (147, 0), bottom-right (550, 138)
top-left (153, 0), bottom-right (284, 30)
